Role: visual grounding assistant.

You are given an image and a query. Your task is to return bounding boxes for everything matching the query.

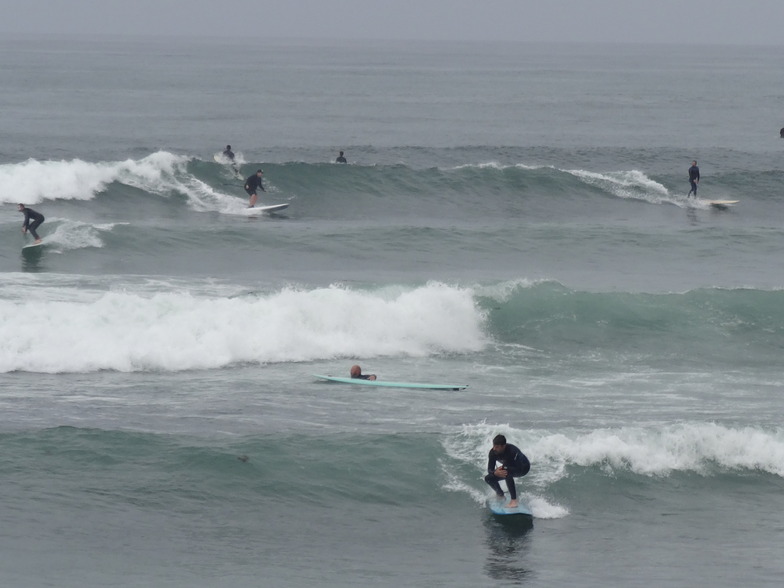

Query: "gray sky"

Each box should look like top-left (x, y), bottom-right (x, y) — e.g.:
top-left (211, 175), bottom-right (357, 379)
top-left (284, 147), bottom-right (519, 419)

top-left (2, 0), bottom-right (782, 45)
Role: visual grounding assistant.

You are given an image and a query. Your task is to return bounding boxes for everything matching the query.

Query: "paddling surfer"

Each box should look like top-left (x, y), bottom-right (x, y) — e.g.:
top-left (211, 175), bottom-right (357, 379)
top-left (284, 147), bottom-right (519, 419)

top-left (350, 365), bottom-right (376, 381)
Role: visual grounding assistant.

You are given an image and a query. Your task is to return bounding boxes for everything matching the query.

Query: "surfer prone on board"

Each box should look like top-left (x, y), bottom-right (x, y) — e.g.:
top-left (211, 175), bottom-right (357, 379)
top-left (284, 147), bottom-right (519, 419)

top-left (485, 434), bottom-right (530, 510)
top-left (18, 204), bottom-right (45, 244)
top-left (350, 364), bottom-right (376, 381)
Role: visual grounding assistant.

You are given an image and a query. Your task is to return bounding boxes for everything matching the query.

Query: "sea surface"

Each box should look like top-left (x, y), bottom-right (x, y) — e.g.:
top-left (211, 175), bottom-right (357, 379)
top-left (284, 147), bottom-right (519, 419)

top-left (2, 36), bottom-right (784, 587)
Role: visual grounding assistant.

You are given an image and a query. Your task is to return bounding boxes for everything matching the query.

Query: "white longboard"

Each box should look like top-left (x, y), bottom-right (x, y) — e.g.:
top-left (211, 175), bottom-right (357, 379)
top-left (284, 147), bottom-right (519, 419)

top-left (247, 203), bottom-right (289, 214)
top-left (22, 242), bottom-right (44, 249)
top-left (704, 200), bottom-right (739, 209)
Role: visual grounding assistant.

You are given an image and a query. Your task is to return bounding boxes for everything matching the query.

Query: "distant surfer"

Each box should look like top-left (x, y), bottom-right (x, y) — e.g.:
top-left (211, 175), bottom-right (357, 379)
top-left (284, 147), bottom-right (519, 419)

top-left (484, 434), bottom-right (530, 509)
top-left (336, 150), bottom-right (347, 164)
top-left (244, 169), bottom-right (266, 208)
top-left (222, 144), bottom-right (240, 177)
top-left (18, 204), bottom-right (44, 244)
top-left (687, 160), bottom-right (700, 197)
top-left (350, 365), bottom-right (376, 381)
top-left (780, 128), bottom-right (784, 139)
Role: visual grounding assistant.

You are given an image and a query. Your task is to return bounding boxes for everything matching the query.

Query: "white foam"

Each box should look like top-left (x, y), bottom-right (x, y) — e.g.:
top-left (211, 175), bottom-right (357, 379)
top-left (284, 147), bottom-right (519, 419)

top-left (568, 168), bottom-right (672, 203)
top-left (0, 151), bottom-right (191, 205)
top-left (32, 218), bottom-right (119, 252)
top-left (0, 281), bottom-right (487, 373)
top-left (448, 422), bottom-right (784, 484)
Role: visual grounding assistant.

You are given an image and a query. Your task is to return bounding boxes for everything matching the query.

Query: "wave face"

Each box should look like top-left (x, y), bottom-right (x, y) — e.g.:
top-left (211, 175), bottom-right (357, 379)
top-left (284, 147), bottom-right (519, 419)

top-left (3, 150), bottom-right (783, 293)
top-left (4, 150), bottom-right (782, 213)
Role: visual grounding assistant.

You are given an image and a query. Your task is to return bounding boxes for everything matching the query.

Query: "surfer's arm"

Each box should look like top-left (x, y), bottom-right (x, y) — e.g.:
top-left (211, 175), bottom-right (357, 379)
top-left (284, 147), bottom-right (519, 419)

top-left (487, 452), bottom-right (497, 475)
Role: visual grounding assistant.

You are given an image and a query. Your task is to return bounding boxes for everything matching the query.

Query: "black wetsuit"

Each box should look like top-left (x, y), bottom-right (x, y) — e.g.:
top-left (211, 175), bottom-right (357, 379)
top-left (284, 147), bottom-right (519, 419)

top-left (20, 207), bottom-right (45, 240)
top-left (336, 155), bottom-right (347, 163)
top-left (484, 443), bottom-right (530, 500)
top-left (688, 165), bottom-right (700, 196)
top-left (244, 174), bottom-right (265, 196)
top-left (223, 149), bottom-right (235, 161)
top-left (351, 374), bottom-right (372, 380)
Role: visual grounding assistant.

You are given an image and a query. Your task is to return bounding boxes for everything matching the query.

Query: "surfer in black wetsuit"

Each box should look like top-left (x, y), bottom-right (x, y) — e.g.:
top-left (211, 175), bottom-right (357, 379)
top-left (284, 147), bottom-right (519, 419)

top-left (485, 434), bottom-right (530, 508)
top-left (18, 204), bottom-right (45, 244)
top-left (687, 161), bottom-right (700, 197)
top-left (350, 365), bottom-right (376, 380)
top-left (222, 145), bottom-right (240, 177)
top-left (336, 150), bottom-right (347, 164)
top-left (244, 169), bottom-right (266, 208)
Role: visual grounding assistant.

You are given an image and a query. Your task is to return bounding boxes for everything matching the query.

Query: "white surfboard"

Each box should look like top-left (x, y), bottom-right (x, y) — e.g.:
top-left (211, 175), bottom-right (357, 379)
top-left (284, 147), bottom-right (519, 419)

top-left (22, 241), bottom-right (44, 249)
top-left (486, 497), bottom-right (533, 517)
top-left (704, 200), bottom-right (739, 209)
top-left (247, 203), bottom-right (289, 214)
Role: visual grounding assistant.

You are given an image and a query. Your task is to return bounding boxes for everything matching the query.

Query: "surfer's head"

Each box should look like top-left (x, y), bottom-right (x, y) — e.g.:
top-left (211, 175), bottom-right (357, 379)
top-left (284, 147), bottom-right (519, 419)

top-left (226, 145), bottom-right (231, 150)
top-left (350, 365), bottom-right (362, 378)
top-left (17, 203), bottom-right (24, 211)
top-left (492, 434), bottom-right (507, 453)
top-left (257, 169), bottom-right (263, 175)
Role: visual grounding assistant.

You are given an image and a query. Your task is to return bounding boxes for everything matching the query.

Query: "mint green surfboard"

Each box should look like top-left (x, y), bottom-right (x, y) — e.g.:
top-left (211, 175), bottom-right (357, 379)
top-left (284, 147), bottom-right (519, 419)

top-left (313, 374), bottom-right (467, 391)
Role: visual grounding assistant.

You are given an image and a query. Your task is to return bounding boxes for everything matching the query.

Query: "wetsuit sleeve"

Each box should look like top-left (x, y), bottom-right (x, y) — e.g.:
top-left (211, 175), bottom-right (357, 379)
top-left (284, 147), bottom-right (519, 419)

top-left (487, 451), bottom-right (497, 475)
top-left (22, 210), bottom-right (30, 228)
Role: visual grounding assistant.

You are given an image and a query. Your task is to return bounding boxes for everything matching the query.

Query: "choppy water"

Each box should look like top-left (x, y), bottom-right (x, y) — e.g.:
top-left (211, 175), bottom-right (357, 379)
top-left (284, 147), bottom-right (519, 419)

top-left (2, 36), bottom-right (784, 587)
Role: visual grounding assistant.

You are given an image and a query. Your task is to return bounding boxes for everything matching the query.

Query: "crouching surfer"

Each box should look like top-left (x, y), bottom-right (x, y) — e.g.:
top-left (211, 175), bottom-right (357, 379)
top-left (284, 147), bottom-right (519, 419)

top-left (484, 434), bottom-right (530, 508)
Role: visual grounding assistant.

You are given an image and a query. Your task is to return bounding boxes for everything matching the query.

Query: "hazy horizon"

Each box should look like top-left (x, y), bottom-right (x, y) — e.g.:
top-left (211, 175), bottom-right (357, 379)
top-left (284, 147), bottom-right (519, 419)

top-left (2, 0), bottom-right (782, 47)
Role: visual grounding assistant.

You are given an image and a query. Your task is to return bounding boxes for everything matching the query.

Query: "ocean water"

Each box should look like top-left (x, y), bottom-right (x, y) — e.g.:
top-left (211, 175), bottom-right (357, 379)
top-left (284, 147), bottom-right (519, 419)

top-left (2, 36), bottom-right (784, 587)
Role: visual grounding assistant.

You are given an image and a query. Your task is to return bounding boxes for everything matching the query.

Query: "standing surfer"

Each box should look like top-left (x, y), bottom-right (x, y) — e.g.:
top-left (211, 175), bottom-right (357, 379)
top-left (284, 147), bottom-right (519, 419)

top-left (222, 144), bottom-right (240, 177)
top-left (244, 169), bottom-right (266, 208)
top-left (687, 161), bottom-right (700, 197)
top-left (18, 204), bottom-right (45, 244)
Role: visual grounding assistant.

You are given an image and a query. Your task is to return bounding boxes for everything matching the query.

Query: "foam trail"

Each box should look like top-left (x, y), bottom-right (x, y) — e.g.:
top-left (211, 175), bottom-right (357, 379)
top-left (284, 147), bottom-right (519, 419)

top-left (568, 168), bottom-right (672, 203)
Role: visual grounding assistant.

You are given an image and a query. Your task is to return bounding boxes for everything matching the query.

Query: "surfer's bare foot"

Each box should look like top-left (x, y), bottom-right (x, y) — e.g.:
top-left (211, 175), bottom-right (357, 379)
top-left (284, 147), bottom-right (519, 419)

top-left (507, 500), bottom-right (519, 508)
top-left (34, 239), bottom-right (42, 244)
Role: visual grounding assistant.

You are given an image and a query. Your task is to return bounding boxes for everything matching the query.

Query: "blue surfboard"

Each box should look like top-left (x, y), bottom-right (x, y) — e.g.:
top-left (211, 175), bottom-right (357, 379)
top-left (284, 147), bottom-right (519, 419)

top-left (313, 374), bottom-right (467, 391)
top-left (486, 498), bottom-right (533, 517)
